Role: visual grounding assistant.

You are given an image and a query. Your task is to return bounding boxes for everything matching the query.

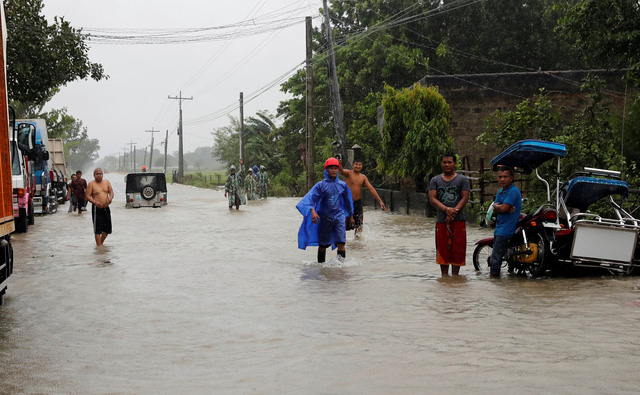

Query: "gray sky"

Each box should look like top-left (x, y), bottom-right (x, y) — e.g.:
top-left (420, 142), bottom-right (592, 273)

top-left (41, 0), bottom-right (325, 158)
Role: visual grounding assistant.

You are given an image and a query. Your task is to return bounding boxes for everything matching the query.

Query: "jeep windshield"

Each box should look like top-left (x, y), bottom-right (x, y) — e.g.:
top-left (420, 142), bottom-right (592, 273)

top-left (126, 173), bottom-right (166, 193)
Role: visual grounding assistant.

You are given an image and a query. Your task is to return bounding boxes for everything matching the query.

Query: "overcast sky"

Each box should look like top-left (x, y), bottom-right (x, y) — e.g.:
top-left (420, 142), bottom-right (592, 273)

top-left (41, 0), bottom-right (325, 159)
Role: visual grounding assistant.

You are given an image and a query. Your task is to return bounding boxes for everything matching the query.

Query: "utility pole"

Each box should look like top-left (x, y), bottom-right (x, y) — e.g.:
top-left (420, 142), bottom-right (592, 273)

top-left (163, 130), bottom-right (168, 174)
top-left (121, 148), bottom-right (127, 172)
top-left (168, 91), bottom-right (193, 179)
top-left (143, 146), bottom-right (148, 169)
top-left (146, 128), bottom-right (160, 171)
top-left (322, 0), bottom-right (348, 164)
top-left (126, 141), bottom-right (136, 172)
top-left (305, 16), bottom-right (315, 191)
top-left (239, 92), bottom-right (244, 169)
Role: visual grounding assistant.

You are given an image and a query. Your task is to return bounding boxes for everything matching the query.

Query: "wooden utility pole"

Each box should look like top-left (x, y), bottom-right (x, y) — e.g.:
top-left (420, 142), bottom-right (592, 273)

top-left (126, 140), bottom-right (136, 171)
top-left (305, 16), bottom-right (315, 191)
top-left (163, 130), bottom-right (168, 174)
top-left (239, 92), bottom-right (244, 169)
top-left (168, 91), bottom-right (193, 178)
top-left (145, 128), bottom-right (160, 171)
top-left (121, 148), bottom-right (127, 172)
top-left (322, 0), bottom-right (348, 163)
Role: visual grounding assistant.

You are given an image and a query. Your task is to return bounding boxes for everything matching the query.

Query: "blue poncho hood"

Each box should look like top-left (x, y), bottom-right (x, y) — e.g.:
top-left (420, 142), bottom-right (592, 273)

top-left (296, 169), bottom-right (354, 250)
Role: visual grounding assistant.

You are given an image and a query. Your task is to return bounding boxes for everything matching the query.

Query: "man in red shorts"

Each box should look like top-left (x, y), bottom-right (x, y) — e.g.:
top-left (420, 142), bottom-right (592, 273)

top-left (429, 151), bottom-right (470, 276)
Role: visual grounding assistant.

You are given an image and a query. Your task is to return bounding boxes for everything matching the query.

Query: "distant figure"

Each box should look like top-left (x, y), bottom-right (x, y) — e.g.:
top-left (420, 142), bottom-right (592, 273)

top-left (296, 157), bottom-right (354, 262)
top-left (257, 165), bottom-right (270, 199)
top-left (339, 158), bottom-right (387, 237)
top-left (428, 151), bottom-right (470, 277)
top-left (70, 170), bottom-right (87, 214)
top-left (489, 166), bottom-right (522, 278)
top-left (86, 168), bottom-right (114, 246)
top-left (225, 165), bottom-right (245, 210)
top-left (142, 166), bottom-right (146, 173)
top-left (67, 174), bottom-right (77, 213)
top-left (245, 168), bottom-right (258, 200)
top-left (253, 165), bottom-right (259, 177)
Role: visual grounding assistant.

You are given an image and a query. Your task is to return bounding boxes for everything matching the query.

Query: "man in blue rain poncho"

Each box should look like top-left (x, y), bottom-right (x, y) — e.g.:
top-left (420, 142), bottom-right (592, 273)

top-left (296, 157), bottom-right (355, 262)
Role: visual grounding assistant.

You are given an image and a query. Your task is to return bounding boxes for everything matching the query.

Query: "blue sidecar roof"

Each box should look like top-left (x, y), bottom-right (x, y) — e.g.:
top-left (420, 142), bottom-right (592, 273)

top-left (491, 140), bottom-right (567, 174)
top-left (562, 176), bottom-right (629, 211)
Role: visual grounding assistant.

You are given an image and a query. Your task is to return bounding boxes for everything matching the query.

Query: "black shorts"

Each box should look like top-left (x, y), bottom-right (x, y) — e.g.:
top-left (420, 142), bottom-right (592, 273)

top-left (346, 199), bottom-right (363, 230)
top-left (92, 205), bottom-right (112, 235)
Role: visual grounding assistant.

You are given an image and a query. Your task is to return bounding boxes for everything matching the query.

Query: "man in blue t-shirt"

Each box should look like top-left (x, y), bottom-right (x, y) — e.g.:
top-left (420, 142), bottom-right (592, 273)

top-left (490, 167), bottom-right (522, 278)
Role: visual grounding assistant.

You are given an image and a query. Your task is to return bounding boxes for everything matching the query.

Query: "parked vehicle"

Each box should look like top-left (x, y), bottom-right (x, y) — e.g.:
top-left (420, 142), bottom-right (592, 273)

top-left (473, 140), bottom-right (640, 277)
top-left (554, 168), bottom-right (640, 274)
top-left (0, 3), bottom-right (16, 304)
top-left (473, 140), bottom-right (567, 276)
top-left (17, 119), bottom-right (57, 214)
top-left (125, 172), bottom-right (168, 208)
top-left (48, 138), bottom-right (68, 203)
top-left (9, 122), bottom-right (36, 232)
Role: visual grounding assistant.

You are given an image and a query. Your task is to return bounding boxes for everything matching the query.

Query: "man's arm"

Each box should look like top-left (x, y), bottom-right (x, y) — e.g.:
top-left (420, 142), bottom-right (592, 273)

top-left (86, 182), bottom-right (96, 206)
top-left (107, 181), bottom-right (114, 204)
top-left (363, 176), bottom-right (386, 211)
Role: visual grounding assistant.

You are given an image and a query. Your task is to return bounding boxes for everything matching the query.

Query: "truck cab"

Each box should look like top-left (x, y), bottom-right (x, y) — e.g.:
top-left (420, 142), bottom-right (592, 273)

top-left (9, 122), bottom-right (36, 232)
top-left (17, 119), bottom-right (57, 214)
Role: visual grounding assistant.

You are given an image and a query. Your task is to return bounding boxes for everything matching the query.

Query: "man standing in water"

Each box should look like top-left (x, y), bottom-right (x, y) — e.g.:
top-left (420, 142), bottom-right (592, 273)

top-left (257, 165), bottom-right (270, 199)
top-left (86, 168), bottom-right (114, 246)
top-left (70, 170), bottom-right (87, 214)
top-left (297, 158), bottom-right (355, 262)
top-left (339, 158), bottom-right (387, 237)
top-left (429, 151), bottom-right (470, 276)
top-left (225, 165), bottom-right (245, 210)
top-left (489, 166), bottom-right (521, 278)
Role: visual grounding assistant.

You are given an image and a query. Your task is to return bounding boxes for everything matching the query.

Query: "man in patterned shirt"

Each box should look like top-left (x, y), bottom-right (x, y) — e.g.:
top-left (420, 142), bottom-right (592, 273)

top-left (428, 151), bottom-right (470, 276)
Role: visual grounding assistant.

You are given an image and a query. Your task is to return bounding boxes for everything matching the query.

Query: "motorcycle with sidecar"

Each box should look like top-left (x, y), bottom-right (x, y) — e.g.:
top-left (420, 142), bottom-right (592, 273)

top-left (472, 140), bottom-right (640, 276)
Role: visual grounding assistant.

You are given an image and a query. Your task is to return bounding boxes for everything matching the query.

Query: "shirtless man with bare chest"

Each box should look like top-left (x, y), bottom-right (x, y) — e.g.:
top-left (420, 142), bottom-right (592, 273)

top-left (339, 159), bottom-right (387, 237)
top-left (86, 168), bottom-right (114, 246)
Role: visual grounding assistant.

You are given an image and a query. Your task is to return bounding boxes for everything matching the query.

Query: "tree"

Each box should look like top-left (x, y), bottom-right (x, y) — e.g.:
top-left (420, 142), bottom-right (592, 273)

top-left (4, 0), bottom-right (107, 107)
top-left (556, 0), bottom-right (640, 81)
top-left (379, 83), bottom-right (452, 181)
top-left (42, 107), bottom-right (100, 170)
top-left (477, 90), bottom-right (563, 150)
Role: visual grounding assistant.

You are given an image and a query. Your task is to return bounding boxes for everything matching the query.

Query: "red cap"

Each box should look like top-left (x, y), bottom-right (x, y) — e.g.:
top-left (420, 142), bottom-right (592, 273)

top-left (324, 157), bottom-right (340, 169)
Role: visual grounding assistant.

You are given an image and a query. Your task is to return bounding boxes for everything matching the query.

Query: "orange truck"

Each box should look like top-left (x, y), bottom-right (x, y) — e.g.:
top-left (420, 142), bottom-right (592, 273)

top-left (0, 4), bottom-right (15, 304)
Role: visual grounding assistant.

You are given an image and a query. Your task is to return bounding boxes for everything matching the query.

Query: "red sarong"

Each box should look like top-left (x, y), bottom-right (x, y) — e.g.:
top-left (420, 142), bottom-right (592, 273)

top-left (436, 220), bottom-right (466, 266)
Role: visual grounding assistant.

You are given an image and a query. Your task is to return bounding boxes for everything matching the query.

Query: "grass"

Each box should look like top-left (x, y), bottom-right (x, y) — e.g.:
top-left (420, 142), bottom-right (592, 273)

top-left (169, 170), bottom-right (227, 188)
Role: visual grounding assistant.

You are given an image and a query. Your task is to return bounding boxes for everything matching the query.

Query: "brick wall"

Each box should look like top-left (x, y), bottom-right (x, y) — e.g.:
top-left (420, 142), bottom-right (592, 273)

top-left (410, 69), bottom-right (629, 171)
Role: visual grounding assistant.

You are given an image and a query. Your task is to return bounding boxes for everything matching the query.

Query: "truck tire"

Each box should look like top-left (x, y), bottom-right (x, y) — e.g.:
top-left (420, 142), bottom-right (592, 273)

top-left (15, 209), bottom-right (27, 233)
top-left (27, 203), bottom-right (34, 225)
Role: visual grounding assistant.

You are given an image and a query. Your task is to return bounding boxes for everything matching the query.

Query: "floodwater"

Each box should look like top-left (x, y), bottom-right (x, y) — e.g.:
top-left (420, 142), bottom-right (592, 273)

top-left (1, 173), bottom-right (640, 394)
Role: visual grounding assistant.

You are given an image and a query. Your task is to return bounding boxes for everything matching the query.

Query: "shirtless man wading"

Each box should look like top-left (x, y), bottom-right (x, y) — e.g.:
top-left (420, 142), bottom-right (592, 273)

top-left (339, 159), bottom-right (387, 237)
top-left (86, 168), bottom-right (114, 246)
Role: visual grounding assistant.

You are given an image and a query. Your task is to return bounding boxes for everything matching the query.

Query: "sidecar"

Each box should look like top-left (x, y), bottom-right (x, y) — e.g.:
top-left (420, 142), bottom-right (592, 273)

top-left (556, 168), bottom-right (640, 274)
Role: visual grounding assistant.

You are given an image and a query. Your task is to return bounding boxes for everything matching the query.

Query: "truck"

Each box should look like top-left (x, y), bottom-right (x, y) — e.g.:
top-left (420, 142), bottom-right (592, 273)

top-left (0, 3), bottom-right (16, 304)
top-left (10, 123), bottom-right (36, 232)
top-left (48, 138), bottom-right (68, 203)
top-left (17, 118), bottom-right (57, 214)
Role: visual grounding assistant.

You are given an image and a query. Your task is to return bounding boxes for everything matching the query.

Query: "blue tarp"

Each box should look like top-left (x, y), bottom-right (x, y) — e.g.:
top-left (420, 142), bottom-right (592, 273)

top-left (491, 140), bottom-right (567, 174)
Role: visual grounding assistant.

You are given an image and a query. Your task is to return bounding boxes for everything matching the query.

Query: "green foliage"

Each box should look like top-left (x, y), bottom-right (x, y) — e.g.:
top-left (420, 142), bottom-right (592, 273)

top-left (5, 0), bottom-right (107, 107)
top-left (477, 90), bottom-right (563, 149)
top-left (41, 107), bottom-right (100, 170)
top-left (379, 83), bottom-right (452, 178)
top-left (556, 0), bottom-right (640, 81)
top-left (480, 75), bottom-right (636, 204)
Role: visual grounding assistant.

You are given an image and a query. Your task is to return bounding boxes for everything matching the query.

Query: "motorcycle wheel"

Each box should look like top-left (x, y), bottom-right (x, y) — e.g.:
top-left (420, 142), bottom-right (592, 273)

top-left (472, 244), bottom-right (492, 274)
top-left (527, 232), bottom-right (549, 277)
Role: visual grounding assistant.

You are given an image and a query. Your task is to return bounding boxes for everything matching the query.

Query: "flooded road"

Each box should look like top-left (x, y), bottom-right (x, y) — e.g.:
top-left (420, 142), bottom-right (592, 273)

top-left (1, 173), bottom-right (640, 393)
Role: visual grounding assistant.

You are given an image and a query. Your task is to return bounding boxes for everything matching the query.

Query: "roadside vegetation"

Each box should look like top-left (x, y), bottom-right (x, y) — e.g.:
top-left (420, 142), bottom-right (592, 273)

top-left (212, 0), bottom-right (640, 199)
